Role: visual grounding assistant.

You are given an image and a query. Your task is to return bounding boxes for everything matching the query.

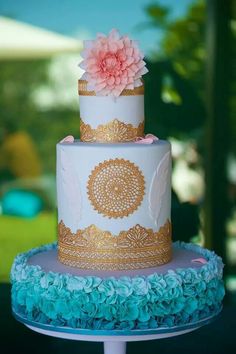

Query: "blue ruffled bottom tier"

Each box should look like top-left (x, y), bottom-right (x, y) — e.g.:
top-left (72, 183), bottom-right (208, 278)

top-left (11, 242), bottom-right (225, 331)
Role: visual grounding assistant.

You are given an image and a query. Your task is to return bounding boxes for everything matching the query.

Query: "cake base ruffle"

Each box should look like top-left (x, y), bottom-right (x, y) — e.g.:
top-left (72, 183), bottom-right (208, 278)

top-left (11, 242), bottom-right (225, 331)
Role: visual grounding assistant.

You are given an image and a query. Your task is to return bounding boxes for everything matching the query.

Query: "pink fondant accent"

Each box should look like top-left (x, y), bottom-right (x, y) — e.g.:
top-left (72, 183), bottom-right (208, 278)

top-left (79, 29), bottom-right (148, 97)
top-left (134, 134), bottom-right (159, 144)
top-left (60, 135), bottom-right (75, 143)
top-left (191, 258), bottom-right (208, 264)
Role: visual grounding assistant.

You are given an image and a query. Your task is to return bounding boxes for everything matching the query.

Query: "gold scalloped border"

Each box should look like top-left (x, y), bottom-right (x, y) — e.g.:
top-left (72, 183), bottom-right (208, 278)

top-left (80, 119), bottom-right (144, 143)
top-left (78, 80), bottom-right (144, 96)
top-left (58, 220), bottom-right (172, 270)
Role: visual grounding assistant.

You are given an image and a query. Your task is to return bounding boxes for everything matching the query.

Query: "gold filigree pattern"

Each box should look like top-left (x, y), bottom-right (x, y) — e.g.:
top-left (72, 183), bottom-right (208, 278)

top-left (87, 158), bottom-right (145, 218)
top-left (58, 220), bottom-right (172, 270)
top-left (80, 119), bottom-right (144, 143)
top-left (78, 80), bottom-right (144, 96)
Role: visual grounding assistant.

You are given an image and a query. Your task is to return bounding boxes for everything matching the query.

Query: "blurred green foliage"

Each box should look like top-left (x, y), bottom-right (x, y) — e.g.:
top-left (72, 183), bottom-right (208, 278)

top-left (144, 0), bottom-right (236, 154)
top-left (0, 60), bottom-right (79, 174)
top-left (0, 212), bottom-right (56, 282)
top-left (0, 60), bottom-right (49, 132)
top-left (146, 0), bottom-right (205, 89)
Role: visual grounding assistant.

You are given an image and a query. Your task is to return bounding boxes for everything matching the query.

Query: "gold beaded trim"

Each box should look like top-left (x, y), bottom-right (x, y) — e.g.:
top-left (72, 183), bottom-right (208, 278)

top-left (58, 220), bottom-right (172, 270)
top-left (80, 118), bottom-right (144, 143)
top-left (87, 158), bottom-right (145, 218)
top-left (78, 80), bottom-right (144, 96)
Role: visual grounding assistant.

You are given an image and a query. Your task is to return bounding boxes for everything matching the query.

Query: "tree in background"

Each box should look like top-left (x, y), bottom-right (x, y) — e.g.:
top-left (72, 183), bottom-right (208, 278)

top-left (143, 0), bottom-right (206, 140)
top-left (0, 60), bottom-right (79, 175)
top-left (142, 0), bottom-right (236, 242)
top-left (143, 0), bottom-right (235, 153)
top-left (0, 61), bottom-right (48, 181)
top-left (0, 60), bottom-right (49, 133)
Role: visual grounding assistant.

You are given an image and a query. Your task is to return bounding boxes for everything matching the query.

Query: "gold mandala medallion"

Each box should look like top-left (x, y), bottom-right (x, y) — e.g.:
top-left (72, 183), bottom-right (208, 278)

top-left (87, 158), bottom-right (145, 218)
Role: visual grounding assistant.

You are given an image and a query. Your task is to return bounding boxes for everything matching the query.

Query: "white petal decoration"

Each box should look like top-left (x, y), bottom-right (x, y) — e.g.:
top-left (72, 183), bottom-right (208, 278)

top-left (60, 148), bottom-right (82, 231)
top-left (149, 151), bottom-right (171, 225)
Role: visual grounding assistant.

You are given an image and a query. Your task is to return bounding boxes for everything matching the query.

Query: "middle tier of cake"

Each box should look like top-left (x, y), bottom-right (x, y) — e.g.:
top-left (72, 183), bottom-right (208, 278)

top-left (57, 140), bottom-right (172, 270)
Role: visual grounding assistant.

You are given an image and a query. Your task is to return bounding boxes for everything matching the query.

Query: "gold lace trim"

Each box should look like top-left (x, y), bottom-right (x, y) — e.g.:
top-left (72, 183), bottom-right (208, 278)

top-left (78, 80), bottom-right (144, 96)
top-left (80, 119), bottom-right (144, 143)
top-left (87, 158), bottom-right (145, 218)
top-left (58, 220), bottom-right (172, 270)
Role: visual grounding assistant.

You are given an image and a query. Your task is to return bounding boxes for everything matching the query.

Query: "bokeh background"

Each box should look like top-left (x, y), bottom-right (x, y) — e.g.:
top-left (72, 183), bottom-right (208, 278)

top-left (0, 0), bottom-right (236, 353)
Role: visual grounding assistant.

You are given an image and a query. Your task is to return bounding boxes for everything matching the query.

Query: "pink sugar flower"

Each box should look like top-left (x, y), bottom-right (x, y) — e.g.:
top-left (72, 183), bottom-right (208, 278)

top-left (79, 29), bottom-right (148, 97)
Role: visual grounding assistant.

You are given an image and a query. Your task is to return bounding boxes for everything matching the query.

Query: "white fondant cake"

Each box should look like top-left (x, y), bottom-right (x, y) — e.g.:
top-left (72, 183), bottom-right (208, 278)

top-left (57, 32), bottom-right (171, 270)
top-left (57, 141), bottom-right (171, 234)
top-left (11, 29), bottom-right (225, 338)
top-left (57, 141), bottom-right (172, 270)
top-left (79, 80), bottom-right (144, 140)
top-left (56, 29), bottom-right (172, 270)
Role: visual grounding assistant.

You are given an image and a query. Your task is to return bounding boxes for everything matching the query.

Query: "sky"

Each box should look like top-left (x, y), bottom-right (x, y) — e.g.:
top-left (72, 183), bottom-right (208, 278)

top-left (0, 0), bottom-right (195, 54)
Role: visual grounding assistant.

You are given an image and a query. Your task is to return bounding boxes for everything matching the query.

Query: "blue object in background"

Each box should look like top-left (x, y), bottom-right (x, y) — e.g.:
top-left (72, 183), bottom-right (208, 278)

top-left (2, 189), bottom-right (43, 218)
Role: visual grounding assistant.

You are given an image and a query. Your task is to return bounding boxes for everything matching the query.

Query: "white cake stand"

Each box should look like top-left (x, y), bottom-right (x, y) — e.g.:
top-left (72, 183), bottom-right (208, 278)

top-left (13, 310), bottom-right (221, 354)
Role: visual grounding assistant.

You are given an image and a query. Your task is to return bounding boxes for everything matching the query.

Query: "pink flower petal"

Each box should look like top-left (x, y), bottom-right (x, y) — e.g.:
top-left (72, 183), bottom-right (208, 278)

top-left (134, 134), bottom-right (158, 144)
top-left (134, 66), bottom-right (149, 80)
top-left (80, 72), bottom-right (89, 80)
top-left (121, 76), bottom-right (128, 84)
top-left (125, 57), bottom-right (135, 66)
top-left (135, 137), bottom-right (154, 144)
top-left (88, 65), bottom-right (100, 74)
top-left (127, 77), bottom-right (134, 84)
top-left (192, 258), bottom-right (208, 264)
top-left (107, 76), bottom-right (115, 86)
top-left (60, 135), bottom-right (74, 143)
top-left (97, 86), bottom-right (111, 96)
top-left (95, 81), bottom-right (107, 91)
top-left (109, 29), bottom-right (120, 41)
top-left (145, 134), bottom-right (159, 141)
top-left (130, 63), bottom-right (139, 73)
top-left (96, 76), bottom-right (107, 84)
top-left (133, 47), bottom-right (139, 59)
top-left (117, 40), bottom-right (124, 49)
top-left (87, 58), bottom-right (97, 66)
top-left (79, 61), bottom-right (87, 70)
top-left (126, 83), bottom-right (134, 90)
top-left (125, 47), bottom-right (133, 56)
top-left (80, 48), bottom-right (91, 59)
top-left (112, 87), bottom-right (123, 97)
top-left (109, 42), bottom-right (118, 53)
top-left (133, 78), bottom-right (142, 87)
top-left (137, 60), bottom-right (146, 69)
top-left (115, 77), bottom-right (121, 84)
top-left (123, 36), bottom-right (131, 47)
top-left (120, 62), bottom-right (127, 70)
top-left (117, 50), bottom-right (126, 61)
top-left (84, 40), bottom-right (94, 49)
top-left (127, 68), bottom-right (135, 77)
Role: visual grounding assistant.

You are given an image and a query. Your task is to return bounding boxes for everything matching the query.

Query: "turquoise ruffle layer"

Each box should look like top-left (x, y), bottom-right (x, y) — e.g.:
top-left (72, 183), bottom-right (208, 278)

top-left (11, 242), bottom-right (225, 330)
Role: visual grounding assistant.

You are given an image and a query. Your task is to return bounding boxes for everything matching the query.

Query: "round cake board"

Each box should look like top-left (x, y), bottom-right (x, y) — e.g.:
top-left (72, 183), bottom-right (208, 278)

top-left (13, 310), bottom-right (220, 354)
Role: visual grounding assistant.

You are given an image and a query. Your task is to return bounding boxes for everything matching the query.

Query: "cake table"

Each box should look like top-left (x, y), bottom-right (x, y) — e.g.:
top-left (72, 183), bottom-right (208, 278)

top-left (11, 242), bottom-right (224, 354)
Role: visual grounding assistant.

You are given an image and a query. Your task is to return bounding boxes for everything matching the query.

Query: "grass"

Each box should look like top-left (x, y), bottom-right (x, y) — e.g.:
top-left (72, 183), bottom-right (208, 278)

top-left (0, 212), bottom-right (57, 282)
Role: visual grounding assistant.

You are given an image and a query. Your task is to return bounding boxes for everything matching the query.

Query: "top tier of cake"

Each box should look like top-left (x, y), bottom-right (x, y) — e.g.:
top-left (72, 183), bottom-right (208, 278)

top-left (78, 29), bottom-right (148, 143)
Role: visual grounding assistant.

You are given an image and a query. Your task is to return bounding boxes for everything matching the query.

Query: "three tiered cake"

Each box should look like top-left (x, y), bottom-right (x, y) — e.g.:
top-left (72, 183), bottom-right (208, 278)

top-left (11, 30), bottom-right (224, 332)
